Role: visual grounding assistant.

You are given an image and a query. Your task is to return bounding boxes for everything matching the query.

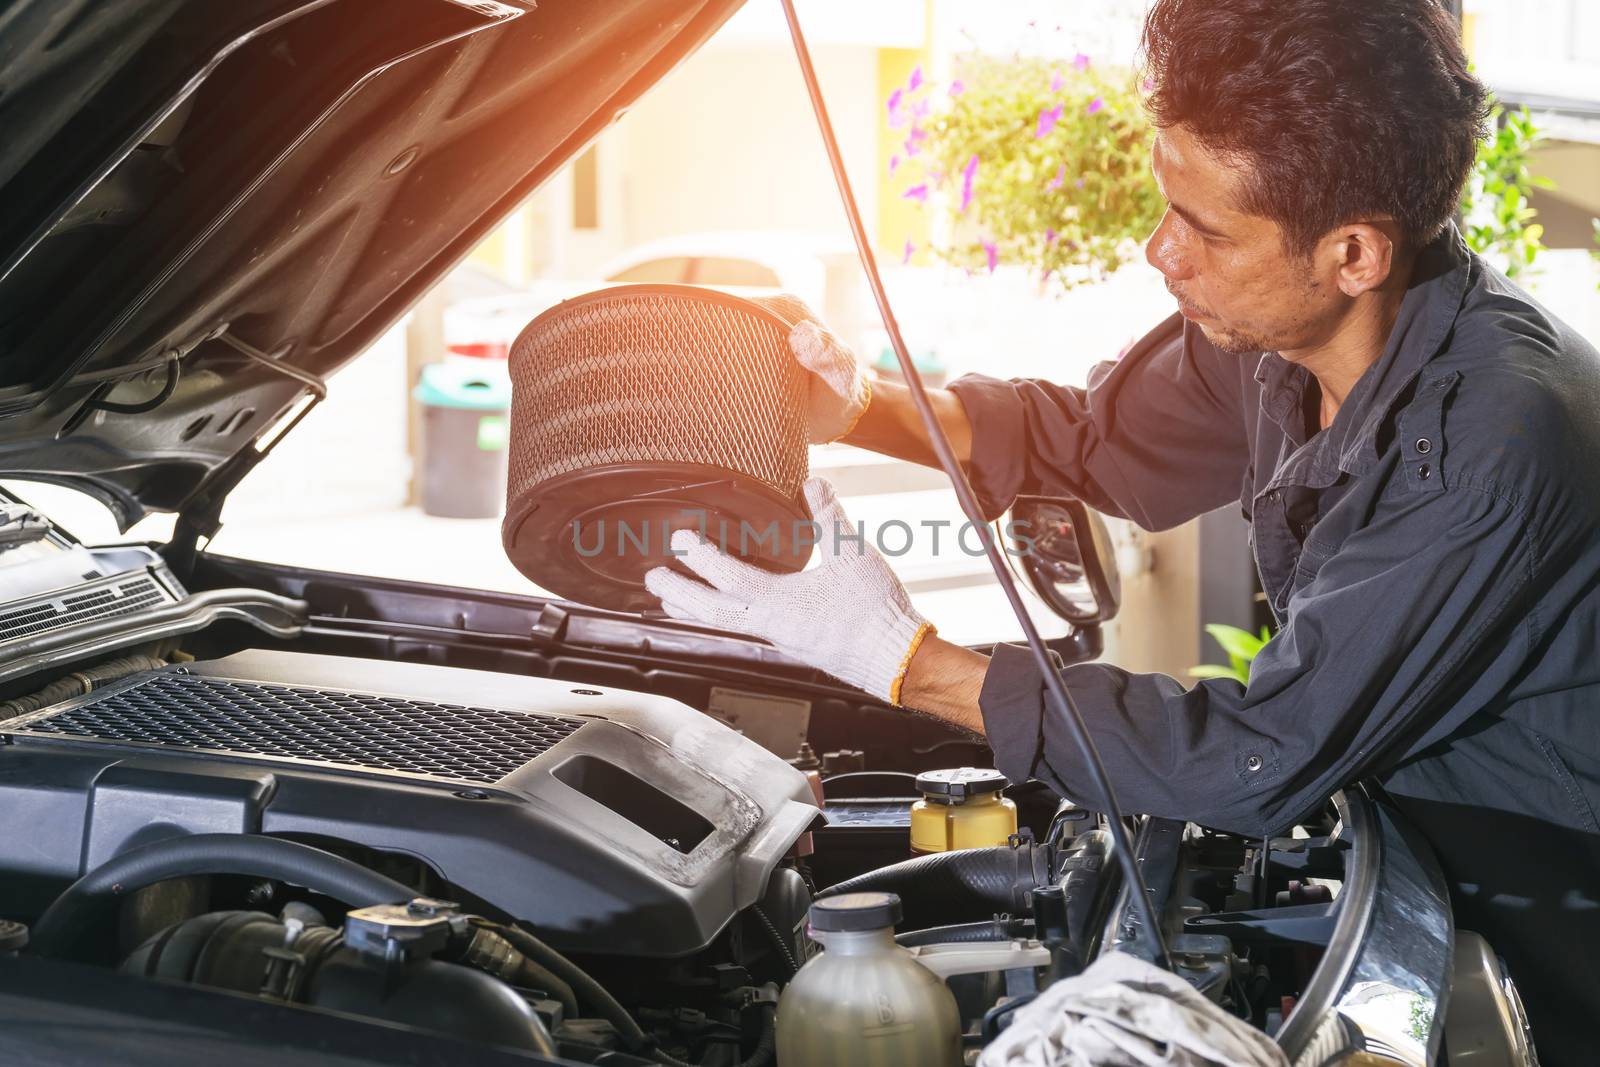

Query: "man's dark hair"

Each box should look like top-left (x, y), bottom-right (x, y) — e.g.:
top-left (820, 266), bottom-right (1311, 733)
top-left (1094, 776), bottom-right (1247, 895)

top-left (1141, 0), bottom-right (1489, 257)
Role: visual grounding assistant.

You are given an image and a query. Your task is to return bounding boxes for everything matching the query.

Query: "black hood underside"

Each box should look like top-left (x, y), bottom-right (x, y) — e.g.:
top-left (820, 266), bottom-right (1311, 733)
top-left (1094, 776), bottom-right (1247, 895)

top-left (0, 0), bottom-right (744, 527)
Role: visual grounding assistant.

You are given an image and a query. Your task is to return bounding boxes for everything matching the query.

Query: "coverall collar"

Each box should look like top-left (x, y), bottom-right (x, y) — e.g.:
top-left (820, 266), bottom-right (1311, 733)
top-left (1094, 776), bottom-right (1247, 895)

top-left (1252, 224), bottom-right (1473, 485)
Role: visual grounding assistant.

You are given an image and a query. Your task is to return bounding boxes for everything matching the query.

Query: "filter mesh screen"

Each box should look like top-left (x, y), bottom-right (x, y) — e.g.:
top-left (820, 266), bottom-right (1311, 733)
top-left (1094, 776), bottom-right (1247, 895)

top-left (507, 288), bottom-right (810, 503)
top-left (19, 673), bottom-right (585, 784)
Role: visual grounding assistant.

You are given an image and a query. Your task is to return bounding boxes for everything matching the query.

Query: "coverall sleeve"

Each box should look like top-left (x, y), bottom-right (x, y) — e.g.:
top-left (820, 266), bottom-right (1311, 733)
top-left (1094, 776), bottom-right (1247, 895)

top-left (945, 314), bottom-right (1252, 527)
top-left (979, 481), bottom-right (1538, 837)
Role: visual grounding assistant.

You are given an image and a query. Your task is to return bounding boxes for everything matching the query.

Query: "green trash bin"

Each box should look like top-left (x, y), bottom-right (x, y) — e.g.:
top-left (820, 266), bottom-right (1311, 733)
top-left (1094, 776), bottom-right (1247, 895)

top-left (413, 363), bottom-right (513, 518)
top-left (872, 345), bottom-right (947, 388)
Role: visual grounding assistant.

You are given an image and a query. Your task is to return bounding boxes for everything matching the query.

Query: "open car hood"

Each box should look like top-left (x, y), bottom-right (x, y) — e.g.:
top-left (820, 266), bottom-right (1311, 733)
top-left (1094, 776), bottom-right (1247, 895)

top-left (0, 0), bottom-right (745, 528)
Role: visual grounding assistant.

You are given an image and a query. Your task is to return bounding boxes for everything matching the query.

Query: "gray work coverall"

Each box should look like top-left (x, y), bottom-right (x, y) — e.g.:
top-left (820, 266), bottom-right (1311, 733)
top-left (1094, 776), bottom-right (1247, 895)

top-left (949, 227), bottom-right (1600, 1060)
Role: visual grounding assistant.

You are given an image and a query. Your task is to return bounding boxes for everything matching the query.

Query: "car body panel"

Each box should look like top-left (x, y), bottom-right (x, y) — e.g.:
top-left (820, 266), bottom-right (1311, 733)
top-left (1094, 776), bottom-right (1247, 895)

top-left (0, 0), bottom-right (745, 526)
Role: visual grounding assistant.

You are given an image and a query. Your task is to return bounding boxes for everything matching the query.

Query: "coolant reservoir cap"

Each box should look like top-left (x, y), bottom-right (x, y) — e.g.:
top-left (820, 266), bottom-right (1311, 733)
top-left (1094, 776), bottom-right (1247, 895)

top-left (809, 892), bottom-right (902, 932)
top-left (915, 767), bottom-right (1008, 800)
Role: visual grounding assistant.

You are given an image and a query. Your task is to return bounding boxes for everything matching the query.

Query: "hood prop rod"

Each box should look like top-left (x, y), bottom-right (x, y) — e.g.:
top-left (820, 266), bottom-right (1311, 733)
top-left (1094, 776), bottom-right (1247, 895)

top-left (778, 0), bottom-right (1169, 968)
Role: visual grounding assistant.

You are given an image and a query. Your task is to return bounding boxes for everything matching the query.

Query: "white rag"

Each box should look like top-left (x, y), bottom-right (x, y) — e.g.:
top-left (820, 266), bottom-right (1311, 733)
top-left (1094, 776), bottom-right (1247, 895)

top-left (977, 952), bottom-right (1289, 1067)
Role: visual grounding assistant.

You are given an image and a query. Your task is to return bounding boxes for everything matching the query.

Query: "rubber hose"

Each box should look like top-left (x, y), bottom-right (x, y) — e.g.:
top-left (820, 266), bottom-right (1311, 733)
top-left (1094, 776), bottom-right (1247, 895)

top-left (456, 923), bottom-right (581, 1020)
top-left (517, 957), bottom-right (580, 1019)
top-left (895, 918), bottom-right (1021, 947)
top-left (498, 929), bottom-right (775, 1067)
top-left (498, 923), bottom-right (650, 1051)
top-left (1, 652), bottom-right (166, 719)
top-left (31, 834), bottom-right (414, 962)
top-left (648, 1003), bottom-right (777, 1067)
top-left (736, 1004), bottom-right (778, 1067)
top-left (750, 905), bottom-right (800, 977)
top-left (817, 844), bottom-right (1049, 930)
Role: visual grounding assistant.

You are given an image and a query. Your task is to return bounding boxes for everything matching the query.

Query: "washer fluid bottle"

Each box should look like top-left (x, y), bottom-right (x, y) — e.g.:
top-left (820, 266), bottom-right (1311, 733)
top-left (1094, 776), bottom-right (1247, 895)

top-left (776, 892), bottom-right (961, 1066)
top-left (910, 767), bottom-right (1016, 854)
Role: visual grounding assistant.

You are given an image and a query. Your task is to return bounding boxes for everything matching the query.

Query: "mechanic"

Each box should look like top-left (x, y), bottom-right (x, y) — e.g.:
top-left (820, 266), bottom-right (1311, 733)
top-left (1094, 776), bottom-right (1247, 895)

top-left (645, 0), bottom-right (1600, 1057)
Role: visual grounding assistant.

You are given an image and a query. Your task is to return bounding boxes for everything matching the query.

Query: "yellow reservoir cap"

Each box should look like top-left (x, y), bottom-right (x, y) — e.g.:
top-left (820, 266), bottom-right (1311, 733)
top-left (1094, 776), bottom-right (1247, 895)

top-left (909, 768), bottom-right (1017, 854)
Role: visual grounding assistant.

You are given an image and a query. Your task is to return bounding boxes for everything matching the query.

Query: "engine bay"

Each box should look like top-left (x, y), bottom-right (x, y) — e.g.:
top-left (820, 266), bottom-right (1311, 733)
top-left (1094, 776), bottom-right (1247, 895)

top-left (0, 556), bottom-right (1374, 1065)
top-left (1, 650), bottom-right (817, 960)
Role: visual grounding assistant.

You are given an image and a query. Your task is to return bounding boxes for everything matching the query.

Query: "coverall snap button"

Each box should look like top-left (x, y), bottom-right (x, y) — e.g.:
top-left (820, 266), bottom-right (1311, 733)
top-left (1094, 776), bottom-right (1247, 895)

top-left (1415, 437), bottom-right (1432, 454)
top-left (1245, 754), bottom-right (1264, 772)
top-left (1418, 463), bottom-right (1432, 480)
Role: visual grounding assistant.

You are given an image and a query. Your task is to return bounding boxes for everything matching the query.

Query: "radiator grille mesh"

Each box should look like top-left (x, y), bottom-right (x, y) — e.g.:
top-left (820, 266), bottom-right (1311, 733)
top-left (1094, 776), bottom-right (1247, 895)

top-left (20, 673), bottom-right (585, 784)
top-left (507, 287), bottom-right (810, 502)
top-left (0, 575), bottom-right (168, 644)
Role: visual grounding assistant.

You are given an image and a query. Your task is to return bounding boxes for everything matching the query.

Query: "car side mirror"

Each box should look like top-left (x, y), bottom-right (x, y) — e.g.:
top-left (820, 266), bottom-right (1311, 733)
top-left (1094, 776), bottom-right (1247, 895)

top-left (1005, 495), bottom-right (1122, 626)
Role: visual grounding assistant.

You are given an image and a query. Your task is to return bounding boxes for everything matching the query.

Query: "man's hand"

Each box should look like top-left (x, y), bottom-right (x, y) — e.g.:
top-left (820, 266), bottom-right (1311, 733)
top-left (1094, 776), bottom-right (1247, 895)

top-left (643, 477), bottom-right (932, 704)
top-left (751, 295), bottom-right (871, 444)
top-left (752, 293), bottom-right (976, 466)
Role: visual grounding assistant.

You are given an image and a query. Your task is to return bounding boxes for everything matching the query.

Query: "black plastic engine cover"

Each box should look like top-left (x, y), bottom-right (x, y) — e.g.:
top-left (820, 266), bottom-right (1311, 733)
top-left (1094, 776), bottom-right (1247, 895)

top-left (0, 651), bottom-right (818, 957)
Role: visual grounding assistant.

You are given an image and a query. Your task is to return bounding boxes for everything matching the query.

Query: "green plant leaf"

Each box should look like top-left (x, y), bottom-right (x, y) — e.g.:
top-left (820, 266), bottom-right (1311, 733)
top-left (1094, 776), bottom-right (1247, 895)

top-left (1204, 623), bottom-right (1267, 662)
top-left (902, 53), bottom-right (1163, 289)
top-left (1459, 92), bottom-right (1549, 276)
top-left (1188, 664), bottom-right (1249, 684)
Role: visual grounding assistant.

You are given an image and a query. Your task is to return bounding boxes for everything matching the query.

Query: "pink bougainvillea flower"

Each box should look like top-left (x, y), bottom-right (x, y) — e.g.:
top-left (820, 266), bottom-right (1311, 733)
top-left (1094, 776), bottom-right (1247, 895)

top-left (982, 239), bottom-right (999, 274)
top-left (902, 239), bottom-right (915, 265)
top-left (1142, 76), bottom-right (1156, 92)
top-left (1073, 52), bottom-right (1091, 72)
top-left (948, 79), bottom-right (965, 96)
top-left (960, 154), bottom-right (979, 214)
top-left (912, 98), bottom-right (931, 119)
top-left (908, 65), bottom-right (924, 92)
top-left (1045, 228), bottom-right (1058, 244)
top-left (1045, 162), bottom-right (1066, 191)
top-left (1036, 104), bottom-right (1063, 139)
top-left (1050, 71), bottom-right (1064, 93)
top-left (886, 88), bottom-right (907, 128)
top-left (904, 124), bottom-right (928, 157)
top-left (1074, 177), bottom-right (1086, 189)
top-left (1086, 96), bottom-right (1105, 115)
top-left (888, 153), bottom-right (900, 176)
top-left (902, 184), bottom-right (929, 203)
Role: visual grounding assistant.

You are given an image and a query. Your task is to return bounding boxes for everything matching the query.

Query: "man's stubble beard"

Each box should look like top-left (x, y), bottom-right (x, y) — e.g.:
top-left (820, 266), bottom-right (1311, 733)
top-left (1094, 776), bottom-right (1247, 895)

top-left (1198, 320), bottom-right (1272, 355)
top-left (1195, 272), bottom-right (1322, 356)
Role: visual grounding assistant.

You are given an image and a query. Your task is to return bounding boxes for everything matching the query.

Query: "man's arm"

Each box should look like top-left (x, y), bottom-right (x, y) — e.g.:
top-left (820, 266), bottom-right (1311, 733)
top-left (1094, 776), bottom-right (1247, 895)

top-left (797, 306), bottom-right (1248, 530)
top-left (840, 379), bottom-right (975, 469)
top-left (971, 483), bottom-right (1538, 838)
top-left (899, 634), bottom-right (989, 734)
top-left (850, 315), bottom-right (1252, 527)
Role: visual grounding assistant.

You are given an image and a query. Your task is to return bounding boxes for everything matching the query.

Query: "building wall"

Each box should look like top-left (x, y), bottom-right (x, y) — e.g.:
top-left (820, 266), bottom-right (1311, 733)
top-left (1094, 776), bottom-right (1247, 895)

top-left (614, 44), bottom-right (880, 261)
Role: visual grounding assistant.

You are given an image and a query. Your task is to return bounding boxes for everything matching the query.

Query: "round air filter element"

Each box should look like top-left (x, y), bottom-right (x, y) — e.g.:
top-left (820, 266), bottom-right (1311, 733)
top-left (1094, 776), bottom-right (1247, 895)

top-left (503, 284), bottom-right (813, 612)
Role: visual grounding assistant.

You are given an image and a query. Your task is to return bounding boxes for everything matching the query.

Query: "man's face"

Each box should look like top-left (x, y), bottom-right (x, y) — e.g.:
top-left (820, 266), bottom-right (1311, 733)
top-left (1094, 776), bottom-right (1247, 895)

top-left (1144, 125), bottom-right (1340, 356)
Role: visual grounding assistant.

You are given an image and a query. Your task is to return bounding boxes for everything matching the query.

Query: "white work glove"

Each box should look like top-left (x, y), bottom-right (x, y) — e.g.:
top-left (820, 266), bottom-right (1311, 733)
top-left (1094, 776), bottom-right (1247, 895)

top-left (977, 952), bottom-right (1289, 1067)
top-left (643, 477), bottom-right (933, 705)
top-left (751, 294), bottom-right (871, 444)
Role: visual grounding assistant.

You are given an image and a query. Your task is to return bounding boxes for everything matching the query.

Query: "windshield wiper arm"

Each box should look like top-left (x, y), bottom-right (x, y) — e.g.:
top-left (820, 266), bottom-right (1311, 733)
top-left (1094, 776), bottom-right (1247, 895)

top-left (0, 506), bottom-right (51, 549)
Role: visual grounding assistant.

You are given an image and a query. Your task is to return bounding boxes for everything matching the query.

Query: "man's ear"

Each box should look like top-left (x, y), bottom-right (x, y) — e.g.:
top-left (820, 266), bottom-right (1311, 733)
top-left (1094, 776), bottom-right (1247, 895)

top-left (1326, 220), bottom-right (1401, 297)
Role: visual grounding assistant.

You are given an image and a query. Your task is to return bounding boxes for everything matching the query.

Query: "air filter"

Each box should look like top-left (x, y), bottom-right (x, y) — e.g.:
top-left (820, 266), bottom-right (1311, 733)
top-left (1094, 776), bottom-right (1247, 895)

top-left (504, 285), bottom-right (813, 612)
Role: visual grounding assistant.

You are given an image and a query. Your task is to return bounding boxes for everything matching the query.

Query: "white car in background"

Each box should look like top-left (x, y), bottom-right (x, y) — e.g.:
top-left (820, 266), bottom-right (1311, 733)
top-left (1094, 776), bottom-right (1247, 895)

top-left (443, 230), bottom-right (872, 362)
